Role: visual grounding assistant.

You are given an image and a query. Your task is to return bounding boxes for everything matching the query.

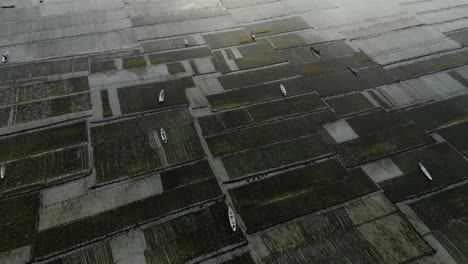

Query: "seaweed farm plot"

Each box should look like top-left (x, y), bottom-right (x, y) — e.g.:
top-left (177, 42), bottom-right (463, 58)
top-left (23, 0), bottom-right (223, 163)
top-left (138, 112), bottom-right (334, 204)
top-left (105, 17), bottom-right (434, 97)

top-left (367, 71), bottom-right (468, 110)
top-left (203, 29), bottom-right (253, 49)
top-left (206, 110), bottom-right (337, 157)
top-left (90, 59), bottom-right (117, 74)
top-left (326, 93), bottom-right (377, 117)
top-left (207, 77), bottom-right (312, 110)
top-left (243, 16), bottom-right (310, 37)
top-left (374, 143), bottom-right (468, 202)
top-left (0, 122), bottom-right (89, 194)
top-left (45, 242), bottom-right (113, 264)
top-left (0, 107), bottom-right (10, 127)
top-left (122, 56), bottom-right (147, 69)
top-left (299, 53), bottom-right (378, 79)
top-left (199, 93), bottom-right (327, 136)
top-left (222, 132), bottom-right (336, 180)
top-left (251, 193), bottom-right (431, 264)
top-left (2, 145), bottom-right (89, 194)
top-left (0, 57), bottom-right (89, 83)
top-left (15, 77), bottom-right (90, 103)
top-left (409, 184), bottom-right (468, 263)
top-left (388, 49), bottom-right (468, 81)
top-left (149, 47), bottom-right (213, 65)
top-left (0, 193), bottom-right (39, 255)
top-left (91, 109), bottom-right (204, 184)
top-left (337, 124), bottom-right (434, 167)
top-left (213, 39), bottom-right (287, 73)
top-left (14, 93), bottom-right (91, 124)
top-left (405, 93), bottom-right (468, 131)
top-left (117, 77), bottom-right (194, 115)
top-left (217, 63), bottom-right (298, 90)
top-left (310, 66), bottom-right (396, 97)
top-left (228, 159), bottom-right (378, 232)
top-left (143, 203), bottom-right (245, 264)
top-left (438, 120), bottom-right (468, 154)
top-left (345, 110), bottom-right (412, 136)
top-left (34, 176), bottom-right (222, 258)
top-left (160, 160), bottom-right (214, 191)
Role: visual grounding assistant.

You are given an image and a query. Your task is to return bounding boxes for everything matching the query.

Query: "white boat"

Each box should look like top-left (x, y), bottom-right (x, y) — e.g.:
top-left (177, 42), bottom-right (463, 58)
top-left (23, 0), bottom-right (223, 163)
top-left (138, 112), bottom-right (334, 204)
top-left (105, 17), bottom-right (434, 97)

top-left (2, 50), bottom-right (9, 63)
top-left (1, 165), bottom-right (5, 179)
top-left (184, 38), bottom-right (189, 47)
top-left (280, 84), bottom-right (287, 96)
top-left (160, 128), bottom-right (167, 143)
top-left (159, 89), bottom-right (165, 103)
top-left (418, 162), bottom-right (432, 181)
top-left (228, 207), bottom-right (236, 232)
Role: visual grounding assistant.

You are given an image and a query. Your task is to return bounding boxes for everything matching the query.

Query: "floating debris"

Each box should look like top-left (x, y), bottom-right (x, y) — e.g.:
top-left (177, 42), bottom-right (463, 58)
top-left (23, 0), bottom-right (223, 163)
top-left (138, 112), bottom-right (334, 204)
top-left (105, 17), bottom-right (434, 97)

top-left (347, 65), bottom-right (358, 76)
top-left (159, 89), bottom-right (165, 103)
top-left (418, 162), bottom-right (432, 181)
top-left (228, 207), bottom-right (236, 232)
top-left (160, 128), bottom-right (168, 143)
top-left (250, 32), bottom-right (256, 41)
top-left (1, 165), bottom-right (5, 179)
top-left (280, 83), bottom-right (287, 96)
top-left (184, 37), bottom-right (189, 47)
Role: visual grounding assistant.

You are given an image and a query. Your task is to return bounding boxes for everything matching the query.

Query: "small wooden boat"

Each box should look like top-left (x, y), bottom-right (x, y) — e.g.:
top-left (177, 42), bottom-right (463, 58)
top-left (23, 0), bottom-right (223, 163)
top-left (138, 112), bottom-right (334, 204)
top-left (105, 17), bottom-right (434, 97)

top-left (250, 32), bottom-right (256, 41)
top-left (228, 207), bottom-right (236, 232)
top-left (418, 162), bottom-right (432, 181)
top-left (347, 65), bottom-right (358, 76)
top-left (184, 38), bottom-right (189, 47)
top-left (2, 50), bottom-right (9, 63)
top-left (159, 89), bottom-right (164, 103)
top-left (280, 84), bottom-right (287, 96)
top-left (1, 165), bottom-right (5, 179)
top-left (160, 128), bottom-right (167, 143)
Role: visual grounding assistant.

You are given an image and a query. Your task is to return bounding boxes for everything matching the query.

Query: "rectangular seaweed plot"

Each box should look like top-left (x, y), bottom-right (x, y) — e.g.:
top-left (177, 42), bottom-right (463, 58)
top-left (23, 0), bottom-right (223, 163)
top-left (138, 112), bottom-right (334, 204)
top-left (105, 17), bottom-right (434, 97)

top-left (438, 121), bottom-right (468, 154)
top-left (118, 77), bottom-right (193, 115)
top-left (160, 160), bottom-right (214, 191)
top-left (91, 109), bottom-right (203, 183)
top-left (16, 77), bottom-right (90, 103)
top-left (100, 89), bottom-right (113, 118)
top-left (35, 177), bottom-right (222, 258)
top-left (300, 53), bottom-right (378, 79)
top-left (405, 94), bottom-right (468, 131)
top-left (46, 242), bottom-right (114, 264)
top-left (378, 143), bottom-right (468, 202)
top-left (337, 124), bottom-right (434, 167)
top-left (143, 203), bottom-right (245, 264)
top-left (345, 110), bottom-right (412, 136)
top-left (203, 29), bottom-right (253, 49)
top-left (389, 50), bottom-right (468, 81)
top-left (162, 123), bottom-right (205, 165)
top-left (213, 39), bottom-right (288, 73)
top-left (14, 93), bottom-right (91, 124)
top-left (244, 16), bottom-right (310, 37)
top-left (2, 145), bottom-right (89, 194)
top-left (149, 47), bottom-right (213, 65)
top-left (217, 63), bottom-right (298, 90)
top-left (326, 93), bottom-right (376, 117)
top-left (208, 77), bottom-right (311, 110)
top-left (310, 66), bottom-right (395, 97)
top-left (222, 133), bottom-right (336, 180)
top-left (0, 107), bottom-right (10, 127)
top-left (229, 159), bottom-right (378, 232)
top-left (0, 122), bottom-right (88, 162)
top-left (410, 184), bottom-right (468, 263)
top-left (206, 110), bottom-right (337, 157)
top-left (0, 193), bottom-right (39, 254)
